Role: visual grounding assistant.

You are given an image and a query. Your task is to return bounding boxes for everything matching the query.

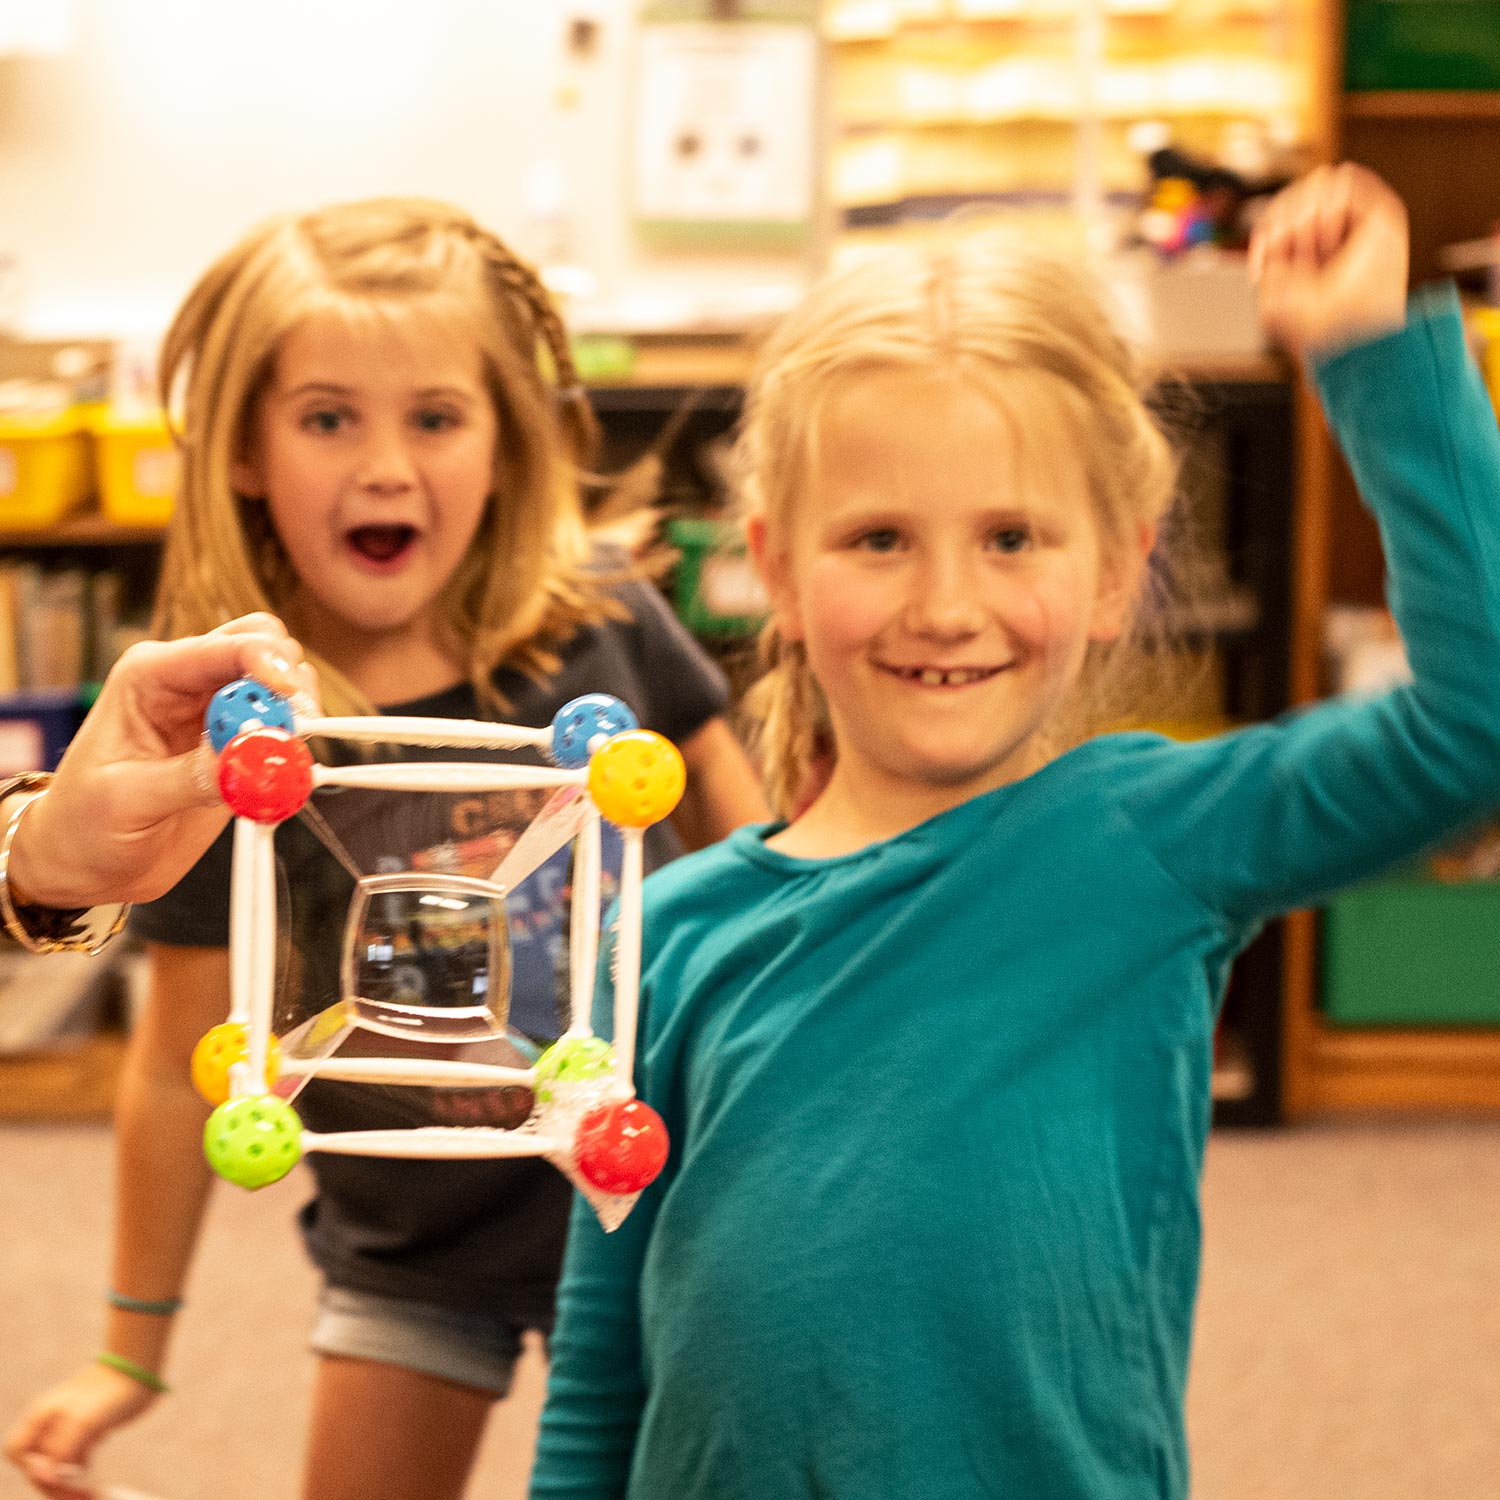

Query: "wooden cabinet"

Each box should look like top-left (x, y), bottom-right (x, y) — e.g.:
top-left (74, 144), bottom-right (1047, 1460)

top-left (1279, 14), bottom-right (1500, 1117)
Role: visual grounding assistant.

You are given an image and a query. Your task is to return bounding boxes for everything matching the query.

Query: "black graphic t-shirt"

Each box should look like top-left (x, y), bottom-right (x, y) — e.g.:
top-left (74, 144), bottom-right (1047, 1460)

top-left (133, 578), bottom-right (730, 1320)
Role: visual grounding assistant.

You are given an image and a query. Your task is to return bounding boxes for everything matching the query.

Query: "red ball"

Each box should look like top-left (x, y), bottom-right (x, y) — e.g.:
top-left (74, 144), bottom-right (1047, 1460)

top-left (574, 1098), bottom-right (669, 1196)
top-left (218, 728), bottom-right (314, 823)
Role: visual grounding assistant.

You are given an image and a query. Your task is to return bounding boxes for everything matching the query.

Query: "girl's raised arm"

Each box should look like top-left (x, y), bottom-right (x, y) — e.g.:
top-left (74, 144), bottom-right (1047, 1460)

top-left (1117, 167), bottom-right (1500, 924)
top-left (1251, 162), bottom-right (1409, 360)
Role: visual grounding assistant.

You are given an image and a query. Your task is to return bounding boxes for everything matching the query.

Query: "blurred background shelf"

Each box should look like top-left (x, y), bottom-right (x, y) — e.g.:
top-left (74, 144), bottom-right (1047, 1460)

top-left (0, 349), bottom-right (1299, 1124)
top-left (4, 0), bottom-right (1500, 1124)
top-left (1344, 90), bottom-right (1500, 120)
top-left (0, 515), bottom-right (165, 546)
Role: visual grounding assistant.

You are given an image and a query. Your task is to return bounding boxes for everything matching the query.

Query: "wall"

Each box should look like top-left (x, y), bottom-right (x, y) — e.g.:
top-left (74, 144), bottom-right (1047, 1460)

top-left (0, 0), bottom-right (819, 339)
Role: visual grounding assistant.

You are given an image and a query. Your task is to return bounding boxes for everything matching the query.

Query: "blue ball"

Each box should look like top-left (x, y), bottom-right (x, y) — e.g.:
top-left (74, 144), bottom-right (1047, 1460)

top-left (205, 678), bottom-right (296, 753)
top-left (550, 694), bottom-right (638, 768)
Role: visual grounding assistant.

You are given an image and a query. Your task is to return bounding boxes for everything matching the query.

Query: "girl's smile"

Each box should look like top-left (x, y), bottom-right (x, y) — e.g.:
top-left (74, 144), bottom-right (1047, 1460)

top-left (876, 661), bottom-right (1008, 688)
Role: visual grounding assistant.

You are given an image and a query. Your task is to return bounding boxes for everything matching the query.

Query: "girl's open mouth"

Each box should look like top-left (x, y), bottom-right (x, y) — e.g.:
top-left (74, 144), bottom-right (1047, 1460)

top-left (346, 524), bottom-right (418, 566)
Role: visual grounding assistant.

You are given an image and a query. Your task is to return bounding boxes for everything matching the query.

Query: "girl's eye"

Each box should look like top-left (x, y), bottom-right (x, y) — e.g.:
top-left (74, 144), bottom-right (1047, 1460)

top-left (853, 528), bottom-right (902, 554)
top-left (301, 408), bottom-right (349, 435)
top-left (991, 525), bottom-right (1032, 554)
top-left (413, 407), bottom-right (461, 433)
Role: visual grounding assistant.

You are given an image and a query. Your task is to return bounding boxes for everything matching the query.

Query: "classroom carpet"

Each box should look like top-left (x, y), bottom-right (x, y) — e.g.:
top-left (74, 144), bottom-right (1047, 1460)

top-left (2, 1118), bottom-right (1498, 1500)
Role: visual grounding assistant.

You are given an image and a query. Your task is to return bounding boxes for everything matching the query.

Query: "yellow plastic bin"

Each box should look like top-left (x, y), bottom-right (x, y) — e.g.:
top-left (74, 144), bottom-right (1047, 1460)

top-left (91, 410), bottom-right (178, 526)
top-left (0, 411), bottom-right (92, 529)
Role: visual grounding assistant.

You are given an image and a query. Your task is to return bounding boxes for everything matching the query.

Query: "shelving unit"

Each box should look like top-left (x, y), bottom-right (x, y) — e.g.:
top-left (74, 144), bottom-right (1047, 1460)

top-left (1343, 91), bottom-right (1500, 120)
top-left (1173, 365), bottom-right (1296, 1125)
top-left (0, 328), bottom-right (1300, 1123)
top-left (0, 517), bottom-right (166, 547)
top-left (597, 338), bottom-right (1298, 1124)
top-left (1279, 8), bottom-right (1500, 1118)
top-left (822, 0), bottom-right (1322, 243)
top-left (0, 1031), bottom-right (126, 1121)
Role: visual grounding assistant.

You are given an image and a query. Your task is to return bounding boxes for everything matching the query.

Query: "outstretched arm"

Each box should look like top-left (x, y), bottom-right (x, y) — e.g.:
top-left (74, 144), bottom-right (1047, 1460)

top-left (529, 1192), bottom-right (659, 1500)
top-left (530, 912), bottom-right (676, 1499)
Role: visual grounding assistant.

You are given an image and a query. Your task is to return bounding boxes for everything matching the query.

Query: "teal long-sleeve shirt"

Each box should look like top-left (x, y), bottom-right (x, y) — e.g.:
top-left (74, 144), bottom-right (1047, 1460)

top-left (531, 288), bottom-right (1500, 1500)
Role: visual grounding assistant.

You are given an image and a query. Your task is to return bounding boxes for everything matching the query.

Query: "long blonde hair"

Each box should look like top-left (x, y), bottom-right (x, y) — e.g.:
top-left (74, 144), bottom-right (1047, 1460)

top-left (739, 233), bottom-right (1180, 817)
top-left (155, 197), bottom-right (623, 715)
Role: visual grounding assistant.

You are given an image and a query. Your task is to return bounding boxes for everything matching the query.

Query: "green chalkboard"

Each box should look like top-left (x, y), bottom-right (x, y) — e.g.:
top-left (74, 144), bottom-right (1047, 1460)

top-left (1345, 1), bottom-right (1500, 91)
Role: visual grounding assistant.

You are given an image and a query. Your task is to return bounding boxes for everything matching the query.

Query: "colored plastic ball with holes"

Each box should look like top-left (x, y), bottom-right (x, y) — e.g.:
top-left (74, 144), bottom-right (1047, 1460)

top-left (575, 1098), bottom-right (669, 1195)
top-left (587, 731), bottom-right (685, 827)
top-left (218, 728), bottom-right (313, 823)
top-left (203, 1094), bottom-right (303, 1190)
top-left (534, 1035), bottom-right (615, 1103)
top-left (551, 694), bottom-right (638, 769)
top-left (205, 678), bottom-right (295, 753)
top-left (190, 1022), bottom-right (282, 1106)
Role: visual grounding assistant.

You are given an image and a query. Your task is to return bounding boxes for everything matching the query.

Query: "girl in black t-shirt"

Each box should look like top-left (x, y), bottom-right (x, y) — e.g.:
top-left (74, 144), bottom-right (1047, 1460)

top-left (7, 199), bottom-right (766, 1500)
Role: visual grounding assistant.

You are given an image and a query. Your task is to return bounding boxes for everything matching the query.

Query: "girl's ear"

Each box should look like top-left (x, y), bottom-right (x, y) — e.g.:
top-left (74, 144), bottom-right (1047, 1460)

top-left (1089, 520), bottom-right (1157, 643)
top-left (231, 452), bottom-right (265, 501)
top-left (231, 406), bottom-right (267, 499)
top-left (746, 514), bottom-right (803, 643)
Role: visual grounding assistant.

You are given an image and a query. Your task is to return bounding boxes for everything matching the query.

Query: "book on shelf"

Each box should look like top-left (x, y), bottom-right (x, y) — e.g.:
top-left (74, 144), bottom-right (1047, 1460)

top-left (0, 560), bottom-right (150, 698)
top-left (0, 567), bottom-right (19, 695)
top-left (26, 567), bottom-right (87, 691)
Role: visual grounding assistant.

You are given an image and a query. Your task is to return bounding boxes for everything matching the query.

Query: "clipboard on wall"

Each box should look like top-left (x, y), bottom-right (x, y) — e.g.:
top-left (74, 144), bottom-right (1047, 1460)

top-left (633, 1), bottom-right (820, 250)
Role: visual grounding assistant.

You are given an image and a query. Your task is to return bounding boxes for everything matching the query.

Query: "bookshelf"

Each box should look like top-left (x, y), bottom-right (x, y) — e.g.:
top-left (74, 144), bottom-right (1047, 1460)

top-left (823, 0), bottom-right (1324, 244)
top-left (1343, 91), bottom-right (1500, 121)
top-left (1277, 5), bottom-right (1500, 1118)
top-left (0, 343), bottom-right (1298, 1123)
top-left (0, 538), bottom-right (158, 724)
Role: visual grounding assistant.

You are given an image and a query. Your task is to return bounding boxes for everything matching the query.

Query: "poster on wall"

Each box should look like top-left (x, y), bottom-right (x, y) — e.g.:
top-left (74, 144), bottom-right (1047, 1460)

top-left (633, 19), bottom-right (818, 248)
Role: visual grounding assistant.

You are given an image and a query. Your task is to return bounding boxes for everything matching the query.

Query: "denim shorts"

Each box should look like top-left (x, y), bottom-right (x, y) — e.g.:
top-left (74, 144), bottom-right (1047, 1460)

top-left (310, 1284), bottom-right (548, 1397)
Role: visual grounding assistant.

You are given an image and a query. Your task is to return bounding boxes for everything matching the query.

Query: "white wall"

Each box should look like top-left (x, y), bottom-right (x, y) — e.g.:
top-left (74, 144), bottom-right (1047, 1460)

top-left (0, 0), bottom-right (818, 339)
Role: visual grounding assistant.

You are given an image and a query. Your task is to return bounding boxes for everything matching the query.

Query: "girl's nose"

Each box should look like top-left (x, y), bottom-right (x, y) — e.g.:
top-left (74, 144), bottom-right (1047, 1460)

top-left (356, 424), bottom-right (418, 495)
top-left (905, 553), bottom-right (986, 638)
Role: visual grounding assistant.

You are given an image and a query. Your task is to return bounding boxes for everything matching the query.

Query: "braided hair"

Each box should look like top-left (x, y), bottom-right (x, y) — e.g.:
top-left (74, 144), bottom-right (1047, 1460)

top-left (459, 219), bottom-right (601, 470)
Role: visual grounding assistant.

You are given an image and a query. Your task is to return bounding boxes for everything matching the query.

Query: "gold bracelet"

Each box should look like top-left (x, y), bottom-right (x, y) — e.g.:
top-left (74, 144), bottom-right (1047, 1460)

top-left (0, 772), bottom-right (130, 955)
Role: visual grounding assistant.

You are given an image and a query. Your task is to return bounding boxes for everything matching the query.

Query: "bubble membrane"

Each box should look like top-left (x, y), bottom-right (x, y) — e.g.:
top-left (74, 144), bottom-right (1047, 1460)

top-left (231, 732), bottom-right (650, 1228)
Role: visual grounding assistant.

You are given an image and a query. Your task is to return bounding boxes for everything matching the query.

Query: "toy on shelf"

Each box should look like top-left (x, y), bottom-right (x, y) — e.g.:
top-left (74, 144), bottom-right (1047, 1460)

top-left (1134, 144), bottom-right (1290, 258)
top-left (192, 681), bottom-right (683, 1231)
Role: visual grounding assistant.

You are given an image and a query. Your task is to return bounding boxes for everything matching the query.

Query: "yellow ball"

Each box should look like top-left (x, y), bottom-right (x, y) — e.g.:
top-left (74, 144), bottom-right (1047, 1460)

top-left (191, 1022), bottom-right (281, 1106)
top-left (587, 730), bottom-right (686, 828)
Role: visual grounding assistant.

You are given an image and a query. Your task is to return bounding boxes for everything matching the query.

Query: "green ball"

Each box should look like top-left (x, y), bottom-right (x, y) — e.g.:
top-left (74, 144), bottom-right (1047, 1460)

top-left (534, 1036), bottom-right (615, 1103)
top-left (204, 1094), bottom-right (303, 1190)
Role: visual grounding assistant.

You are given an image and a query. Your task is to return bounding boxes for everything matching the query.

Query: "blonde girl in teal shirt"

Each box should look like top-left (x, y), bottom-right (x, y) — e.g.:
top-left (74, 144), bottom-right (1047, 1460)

top-left (530, 167), bottom-right (1500, 1499)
